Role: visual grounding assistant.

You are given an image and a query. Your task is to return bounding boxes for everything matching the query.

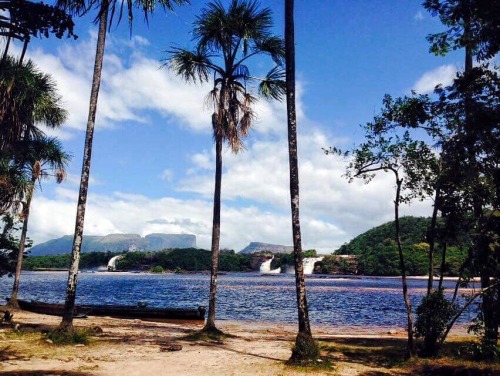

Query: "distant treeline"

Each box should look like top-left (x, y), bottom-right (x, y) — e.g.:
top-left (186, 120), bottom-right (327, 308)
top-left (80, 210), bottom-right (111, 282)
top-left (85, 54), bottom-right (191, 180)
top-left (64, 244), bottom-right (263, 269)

top-left (23, 252), bottom-right (116, 271)
top-left (116, 248), bottom-right (252, 272)
top-left (22, 217), bottom-right (469, 276)
top-left (335, 216), bottom-right (468, 276)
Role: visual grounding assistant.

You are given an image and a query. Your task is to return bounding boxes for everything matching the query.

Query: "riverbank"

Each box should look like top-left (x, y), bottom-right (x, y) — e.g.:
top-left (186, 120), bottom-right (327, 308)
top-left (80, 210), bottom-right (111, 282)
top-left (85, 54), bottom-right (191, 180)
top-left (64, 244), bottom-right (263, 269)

top-left (1, 307), bottom-right (495, 376)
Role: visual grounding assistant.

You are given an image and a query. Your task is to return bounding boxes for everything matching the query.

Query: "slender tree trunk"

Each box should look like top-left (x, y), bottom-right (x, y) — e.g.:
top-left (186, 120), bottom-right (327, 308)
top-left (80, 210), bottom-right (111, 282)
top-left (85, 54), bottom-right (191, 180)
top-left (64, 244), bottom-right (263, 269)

top-left (204, 133), bottom-right (222, 331)
top-left (18, 37), bottom-right (29, 66)
top-left (59, 3), bottom-right (108, 330)
top-left (285, 0), bottom-right (316, 362)
top-left (394, 177), bottom-right (415, 357)
top-left (438, 242), bottom-right (447, 290)
top-left (8, 177), bottom-right (35, 308)
top-left (427, 185), bottom-right (441, 295)
top-left (1, 35), bottom-right (12, 66)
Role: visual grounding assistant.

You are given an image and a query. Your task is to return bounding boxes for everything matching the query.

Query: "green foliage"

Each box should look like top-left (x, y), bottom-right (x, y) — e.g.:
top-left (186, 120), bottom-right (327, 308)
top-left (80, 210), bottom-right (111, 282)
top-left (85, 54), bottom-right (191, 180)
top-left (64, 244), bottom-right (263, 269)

top-left (119, 248), bottom-right (253, 272)
top-left (463, 299), bottom-right (500, 360)
top-left (150, 265), bottom-right (164, 273)
top-left (415, 288), bottom-right (457, 357)
top-left (45, 328), bottom-right (91, 345)
top-left (270, 253), bottom-right (293, 270)
top-left (303, 249), bottom-right (317, 258)
top-left (0, 214), bottom-right (26, 277)
top-left (423, 0), bottom-right (500, 61)
top-left (337, 217), bottom-right (432, 255)
top-left (23, 251), bottom-right (114, 270)
top-left (336, 216), bottom-right (468, 276)
top-left (320, 255), bottom-right (357, 275)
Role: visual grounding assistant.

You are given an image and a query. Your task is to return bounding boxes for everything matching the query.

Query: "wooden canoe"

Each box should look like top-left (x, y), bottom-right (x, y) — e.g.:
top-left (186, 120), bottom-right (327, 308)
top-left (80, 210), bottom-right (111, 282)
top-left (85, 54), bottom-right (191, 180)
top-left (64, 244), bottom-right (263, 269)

top-left (8, 298), bottom-right (206, 321)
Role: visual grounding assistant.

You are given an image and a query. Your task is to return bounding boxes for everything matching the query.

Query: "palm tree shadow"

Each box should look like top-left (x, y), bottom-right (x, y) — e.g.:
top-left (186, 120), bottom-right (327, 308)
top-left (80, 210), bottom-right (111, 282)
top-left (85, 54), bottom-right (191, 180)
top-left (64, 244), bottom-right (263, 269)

top-left (197, 341), bottom-right (286, 362)
top-left (320, 337), bottom-right (407, 369)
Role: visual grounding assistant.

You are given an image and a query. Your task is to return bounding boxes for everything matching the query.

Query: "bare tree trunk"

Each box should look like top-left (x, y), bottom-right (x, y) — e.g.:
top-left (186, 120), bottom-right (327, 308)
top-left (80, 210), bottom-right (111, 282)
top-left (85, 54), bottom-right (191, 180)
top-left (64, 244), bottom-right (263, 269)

top-left (285, 0), bottom-right (317, 362)
top-left (438, 242), bottom-right (447, 290)
top-left (394, 177), bottom-right (415, 357)
top-left (59, 2), bottom-right (108, 331)
top-left (204, 133), bottom-right (222, 331)
top-left (427, 185), bottom-right (441, 295)
top-left (8, 177), bottom-right (34, 308)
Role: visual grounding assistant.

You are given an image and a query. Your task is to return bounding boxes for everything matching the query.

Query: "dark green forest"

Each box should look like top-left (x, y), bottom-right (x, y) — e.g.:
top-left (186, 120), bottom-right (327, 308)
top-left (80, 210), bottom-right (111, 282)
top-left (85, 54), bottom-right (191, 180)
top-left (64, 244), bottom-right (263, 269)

top-left (336, 216), bottom-right (468, 276)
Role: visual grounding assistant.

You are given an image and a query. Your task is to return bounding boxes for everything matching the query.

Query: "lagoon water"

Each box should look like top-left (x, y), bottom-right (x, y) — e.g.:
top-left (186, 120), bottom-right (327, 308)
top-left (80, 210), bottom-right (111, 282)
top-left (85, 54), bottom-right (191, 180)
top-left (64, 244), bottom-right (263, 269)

top-left (0, 271), bottom-right (476, 328)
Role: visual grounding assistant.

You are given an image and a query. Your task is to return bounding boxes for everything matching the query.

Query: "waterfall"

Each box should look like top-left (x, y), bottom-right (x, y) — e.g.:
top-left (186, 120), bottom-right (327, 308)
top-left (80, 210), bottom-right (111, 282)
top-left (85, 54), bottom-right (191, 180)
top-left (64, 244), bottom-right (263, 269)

top-left (286, 256), bottom-right (324, 275)
top-left (259, 257), bottom-right (281, 274)
top-left (107, 255), bottom-right (125, 271)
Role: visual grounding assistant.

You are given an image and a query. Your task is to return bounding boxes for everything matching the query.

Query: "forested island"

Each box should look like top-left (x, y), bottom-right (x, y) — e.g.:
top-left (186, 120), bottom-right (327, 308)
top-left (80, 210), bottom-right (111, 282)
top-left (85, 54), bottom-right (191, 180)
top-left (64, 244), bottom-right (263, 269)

top-left (23, 217), bottom-right (468, 276)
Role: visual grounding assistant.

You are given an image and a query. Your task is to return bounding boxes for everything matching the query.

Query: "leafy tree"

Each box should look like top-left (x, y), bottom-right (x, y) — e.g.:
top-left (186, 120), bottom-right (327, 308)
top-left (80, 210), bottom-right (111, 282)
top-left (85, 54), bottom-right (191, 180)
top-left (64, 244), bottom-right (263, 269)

top-left (165, 0), bottom-right (284, 333)
top-left (9, 137), bottom-right (70, 308)
top-left (55, 0), bottom-right (189, 331)
top-left (328, 130), bottom-right (438, 357)
top-left (0, 214), bottom-right (26, 277)
top-left (285, 0), bottom-right (319, 363)
top-left (423, 0), bottom-right (500, 61)
top-left (0, 0), bottom-right (76, 65)
top-left (0, 56), bottom-right (66, 161)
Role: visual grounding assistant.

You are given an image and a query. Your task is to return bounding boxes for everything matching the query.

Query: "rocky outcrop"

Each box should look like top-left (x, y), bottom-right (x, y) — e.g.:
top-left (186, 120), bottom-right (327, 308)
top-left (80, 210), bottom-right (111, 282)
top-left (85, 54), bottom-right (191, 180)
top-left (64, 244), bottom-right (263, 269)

top-left (239, 242), bottom-right (293, 255)
top-left (29, 233), bottom-right (196, 256)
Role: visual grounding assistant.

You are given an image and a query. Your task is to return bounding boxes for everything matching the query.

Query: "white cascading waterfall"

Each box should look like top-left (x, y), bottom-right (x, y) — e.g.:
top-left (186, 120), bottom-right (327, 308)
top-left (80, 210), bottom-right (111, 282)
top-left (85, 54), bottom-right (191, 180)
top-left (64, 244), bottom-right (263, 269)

top-left (286, 256), bottom-right (324, 275)
top-left (107, 255), bottom-right (125, 271)
top-left (259, 256), bottom-right (281, 274)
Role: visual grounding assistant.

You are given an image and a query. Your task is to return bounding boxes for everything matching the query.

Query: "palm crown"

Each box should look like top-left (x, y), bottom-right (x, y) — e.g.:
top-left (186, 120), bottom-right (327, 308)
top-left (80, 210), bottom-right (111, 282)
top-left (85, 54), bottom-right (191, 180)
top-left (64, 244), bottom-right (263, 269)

top-left (166, 0), bottom-right (285, 152)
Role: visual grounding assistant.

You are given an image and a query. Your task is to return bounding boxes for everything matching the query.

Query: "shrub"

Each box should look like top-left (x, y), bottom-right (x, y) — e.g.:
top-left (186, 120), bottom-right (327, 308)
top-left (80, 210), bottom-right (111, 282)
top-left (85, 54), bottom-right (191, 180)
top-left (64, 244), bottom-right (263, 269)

top-left (150, 265), bottom-right (164, 273)
top-left (45, 328), bottom-right (91, 345)
top-left (415, 288), bottom-right (457, 357)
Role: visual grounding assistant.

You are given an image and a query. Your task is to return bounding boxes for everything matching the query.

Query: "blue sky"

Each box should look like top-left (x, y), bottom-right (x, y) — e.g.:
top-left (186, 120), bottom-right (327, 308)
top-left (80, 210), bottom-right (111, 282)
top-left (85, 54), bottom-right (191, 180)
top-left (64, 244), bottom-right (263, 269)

top-left (7, 1), bottom-right (465, 252)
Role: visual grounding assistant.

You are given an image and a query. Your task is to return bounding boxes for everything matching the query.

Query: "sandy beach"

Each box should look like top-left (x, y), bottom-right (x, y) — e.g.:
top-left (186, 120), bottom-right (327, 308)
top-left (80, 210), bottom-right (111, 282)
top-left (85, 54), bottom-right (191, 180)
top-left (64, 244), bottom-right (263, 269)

top-left (0, 307), bottom-right (485, 376)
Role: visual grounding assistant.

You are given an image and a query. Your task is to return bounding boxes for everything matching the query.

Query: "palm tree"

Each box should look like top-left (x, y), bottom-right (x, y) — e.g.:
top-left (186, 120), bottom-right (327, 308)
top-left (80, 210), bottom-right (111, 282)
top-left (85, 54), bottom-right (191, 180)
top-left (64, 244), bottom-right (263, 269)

top-left (166, 0), bottom-right (284, 332)
top-left (55, 0), bottom-right (189, 330)
top-left (0, 56), bottom-right (66, 156)
top-left (284, 0), bottom-right (318, 362)
top-left (9, 137), bottom-right (70, 308)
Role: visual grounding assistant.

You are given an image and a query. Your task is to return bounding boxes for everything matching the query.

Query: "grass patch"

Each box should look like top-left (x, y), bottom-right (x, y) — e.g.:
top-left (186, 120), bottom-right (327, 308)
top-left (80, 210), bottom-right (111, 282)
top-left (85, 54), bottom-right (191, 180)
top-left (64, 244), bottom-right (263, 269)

top-left (44, 328), bottom-right (92, 345)
top-left (319, 336), bottom-right (500, 375)
top-left (182, 327), bottom-right (237, 344)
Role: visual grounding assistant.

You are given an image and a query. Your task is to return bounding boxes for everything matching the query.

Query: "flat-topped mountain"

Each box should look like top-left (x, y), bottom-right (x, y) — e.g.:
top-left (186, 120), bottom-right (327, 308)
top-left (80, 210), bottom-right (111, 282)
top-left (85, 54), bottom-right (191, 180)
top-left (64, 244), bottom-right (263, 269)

top-left (29, 233), bottom-right (196, 256)
top-left (239, 242), bottom-right (293, 255)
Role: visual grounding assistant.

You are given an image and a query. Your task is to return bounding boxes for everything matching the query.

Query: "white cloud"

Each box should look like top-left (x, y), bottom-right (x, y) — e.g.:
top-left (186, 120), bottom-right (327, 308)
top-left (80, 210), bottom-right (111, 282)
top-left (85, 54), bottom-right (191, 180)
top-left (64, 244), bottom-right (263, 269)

top-left (160, 169), bottom-right (174, 181)
top-left (414, 11), bottom-right (424, 22)
top-left (412, 64), bottom-right (458, 94)
top-left (22, 33), bottom-right (435, 253)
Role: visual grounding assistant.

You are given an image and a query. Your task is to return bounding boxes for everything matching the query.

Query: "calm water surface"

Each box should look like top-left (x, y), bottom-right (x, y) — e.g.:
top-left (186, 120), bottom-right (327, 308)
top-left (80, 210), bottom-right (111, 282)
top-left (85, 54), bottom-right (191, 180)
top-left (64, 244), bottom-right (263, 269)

top-left (0, 272), bottom-right (476, 327)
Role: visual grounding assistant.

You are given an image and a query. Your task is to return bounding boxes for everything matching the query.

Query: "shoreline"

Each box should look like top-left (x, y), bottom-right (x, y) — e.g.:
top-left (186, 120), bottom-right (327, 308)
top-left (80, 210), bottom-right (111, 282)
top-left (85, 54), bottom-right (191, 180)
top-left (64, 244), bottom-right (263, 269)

top-left (22, 269), bottom-right (478, 281)
top-left (0, 307), bottom-right (480, 376)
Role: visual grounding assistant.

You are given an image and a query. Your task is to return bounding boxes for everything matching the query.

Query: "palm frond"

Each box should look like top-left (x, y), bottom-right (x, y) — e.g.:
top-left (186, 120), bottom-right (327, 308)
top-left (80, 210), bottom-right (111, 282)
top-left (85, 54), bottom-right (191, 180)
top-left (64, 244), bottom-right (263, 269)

top-left (258, 65), bottom-right (286, 101)
top-left (164, 47), bottom-right (212, 83)
top-left (253, 35), bottom-right (285, 65)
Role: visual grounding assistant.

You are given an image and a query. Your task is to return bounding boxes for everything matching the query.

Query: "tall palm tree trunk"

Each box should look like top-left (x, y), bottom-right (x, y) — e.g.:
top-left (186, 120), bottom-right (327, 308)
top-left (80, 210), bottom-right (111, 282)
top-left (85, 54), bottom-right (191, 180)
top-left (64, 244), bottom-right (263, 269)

top-left (8, 177), bottom-right (35, 308)
top-left (285, 0), bottom-right (316, 361)
top-left (394, 177), bottom-right (415, 357)
top-left (204, 133), bottom-right (222, 331)
top-left (60, 2), bottom-right (109, 330)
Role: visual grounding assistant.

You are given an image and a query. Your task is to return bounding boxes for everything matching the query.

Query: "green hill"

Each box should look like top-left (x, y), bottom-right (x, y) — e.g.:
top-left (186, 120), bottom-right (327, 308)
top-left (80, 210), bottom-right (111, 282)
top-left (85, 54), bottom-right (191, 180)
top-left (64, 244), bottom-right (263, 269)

top-left (335, 216), bottom-right (467, 276)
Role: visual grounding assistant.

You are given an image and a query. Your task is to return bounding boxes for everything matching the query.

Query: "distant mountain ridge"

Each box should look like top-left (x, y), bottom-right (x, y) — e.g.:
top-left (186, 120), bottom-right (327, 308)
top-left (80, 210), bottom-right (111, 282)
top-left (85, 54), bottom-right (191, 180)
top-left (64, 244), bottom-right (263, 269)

top-left (239, 242), bottom-right (293, 254)
top-left (29, 233), bottom-right (196, 256)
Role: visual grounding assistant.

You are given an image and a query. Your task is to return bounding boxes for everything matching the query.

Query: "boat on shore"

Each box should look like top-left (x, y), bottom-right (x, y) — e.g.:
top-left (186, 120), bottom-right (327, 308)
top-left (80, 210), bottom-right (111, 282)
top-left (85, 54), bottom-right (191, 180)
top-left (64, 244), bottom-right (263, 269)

top-left (7, 298), bottom-right (206, 321)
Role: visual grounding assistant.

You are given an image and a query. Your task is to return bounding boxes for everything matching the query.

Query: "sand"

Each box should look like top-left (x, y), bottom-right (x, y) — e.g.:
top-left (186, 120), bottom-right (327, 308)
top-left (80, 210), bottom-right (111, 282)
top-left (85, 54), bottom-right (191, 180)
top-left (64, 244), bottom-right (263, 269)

top-left (0, 307), bottom-right (471, 376)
